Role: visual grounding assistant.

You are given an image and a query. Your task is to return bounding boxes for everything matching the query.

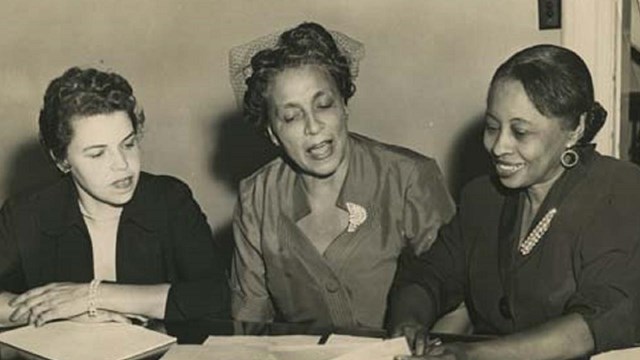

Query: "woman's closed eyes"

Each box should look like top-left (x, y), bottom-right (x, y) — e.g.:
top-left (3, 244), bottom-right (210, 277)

top-left (83, 134), bottom-right (138, 159)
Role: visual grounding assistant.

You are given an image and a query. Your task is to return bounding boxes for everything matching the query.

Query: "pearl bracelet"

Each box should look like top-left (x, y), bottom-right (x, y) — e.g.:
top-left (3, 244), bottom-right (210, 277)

top-left (88, 279), bottom-right (101, 317)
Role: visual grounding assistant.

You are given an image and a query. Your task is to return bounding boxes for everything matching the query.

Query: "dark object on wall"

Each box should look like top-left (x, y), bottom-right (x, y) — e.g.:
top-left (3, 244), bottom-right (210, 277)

top-left (538, 0), bottom-right (561, 30)
top-left (630, 91), bottom-right (640, 164)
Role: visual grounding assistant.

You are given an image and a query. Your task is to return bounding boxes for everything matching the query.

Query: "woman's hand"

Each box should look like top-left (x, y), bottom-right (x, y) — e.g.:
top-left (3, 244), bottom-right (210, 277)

top-left (9, 282), bottom-right (91, 326)
top-left (394, 342), bottom-right (472, 360)
top-left (391, 322), bottom-right (430, 356)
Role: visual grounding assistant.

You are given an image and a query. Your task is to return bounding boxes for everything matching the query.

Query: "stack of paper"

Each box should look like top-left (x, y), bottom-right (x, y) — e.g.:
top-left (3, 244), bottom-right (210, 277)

top-left (592, 347), bottom-right (640, 360)
top-left (160, 334), bottom-right (408, 360)
top-left (0, 321), bottom-right (175, 360)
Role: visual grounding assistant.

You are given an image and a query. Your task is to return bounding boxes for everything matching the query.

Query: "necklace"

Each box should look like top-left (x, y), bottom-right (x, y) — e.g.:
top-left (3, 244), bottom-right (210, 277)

top-left (519, 208), bottom-right (557, 256)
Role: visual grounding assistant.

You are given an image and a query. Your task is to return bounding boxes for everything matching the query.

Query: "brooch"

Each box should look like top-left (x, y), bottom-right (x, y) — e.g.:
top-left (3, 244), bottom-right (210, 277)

top-left (346, 202), bottom-right (367, 233)
top-left (519, 208), bottom-right (557, 256)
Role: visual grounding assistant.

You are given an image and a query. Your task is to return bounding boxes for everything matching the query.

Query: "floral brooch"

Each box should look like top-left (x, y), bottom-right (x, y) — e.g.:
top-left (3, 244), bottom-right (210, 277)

top-left (519, 208), bottom-right (558, 256)
top-left (346, 202), bottom-right (367, 233)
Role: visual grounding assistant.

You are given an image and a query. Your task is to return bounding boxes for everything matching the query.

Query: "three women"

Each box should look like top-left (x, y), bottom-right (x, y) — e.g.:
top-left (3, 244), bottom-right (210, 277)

top-left (0, 20), bottom-right (639, 360)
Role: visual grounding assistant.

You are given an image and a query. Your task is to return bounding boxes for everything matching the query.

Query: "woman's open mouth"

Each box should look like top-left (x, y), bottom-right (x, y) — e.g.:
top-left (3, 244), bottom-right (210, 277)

top-left (307, 140), bottom-right (333, 160)
top-left (495, 162), bottom-right (524, 177)
top-left (112, 176), bottom-right (134, 190)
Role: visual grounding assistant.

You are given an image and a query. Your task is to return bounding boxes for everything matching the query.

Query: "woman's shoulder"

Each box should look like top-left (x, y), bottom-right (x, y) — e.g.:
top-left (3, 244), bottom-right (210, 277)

top-left (2, 175), bottom-right (72, 213)
top-left (237, 157), bottom-right (291, 193)
top-left (589, 154), bottom-right (640, 195)
top-left (134, 172), bottom-right (200, 204)
top-left (349, 132), bottom-right (440, 172)
top-left (137, 171), bottom-right (190, 191)
top-left (458, 175), bottom-right (507, 207)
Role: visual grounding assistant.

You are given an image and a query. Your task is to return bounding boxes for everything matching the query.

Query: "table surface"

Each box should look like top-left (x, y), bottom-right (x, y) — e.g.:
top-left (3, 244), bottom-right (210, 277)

top-left (164, 319), bottom-right (494, 345)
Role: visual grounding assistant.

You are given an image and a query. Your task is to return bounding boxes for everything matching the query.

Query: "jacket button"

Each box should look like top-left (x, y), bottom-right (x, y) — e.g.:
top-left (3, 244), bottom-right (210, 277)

top-left (499, 296), bottom-right (512, 319)
top-left (325, 280), bottom-right (340, 293)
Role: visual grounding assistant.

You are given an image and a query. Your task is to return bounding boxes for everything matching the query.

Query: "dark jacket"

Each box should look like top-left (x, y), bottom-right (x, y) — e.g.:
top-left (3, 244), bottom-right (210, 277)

top-left (0, 172), bottom-right (229, 321)
top-left (393, 147), bottom-right (640, 354)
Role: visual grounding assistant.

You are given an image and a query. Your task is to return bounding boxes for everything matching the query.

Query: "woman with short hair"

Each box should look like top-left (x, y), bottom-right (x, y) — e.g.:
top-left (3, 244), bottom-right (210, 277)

top-left (0, 67), bottom-right (228, 327)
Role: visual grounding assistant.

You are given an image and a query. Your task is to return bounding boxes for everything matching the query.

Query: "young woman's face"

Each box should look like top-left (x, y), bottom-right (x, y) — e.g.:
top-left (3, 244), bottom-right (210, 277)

top-left (63, 111), bottom-right (141, 207)
top-left (483, 80), bottom-right (577, 190)
top-left (266, 64), bottom-right (349, 178)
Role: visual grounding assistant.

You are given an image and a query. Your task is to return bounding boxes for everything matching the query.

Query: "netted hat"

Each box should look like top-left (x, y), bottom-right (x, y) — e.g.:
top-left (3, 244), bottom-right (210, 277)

top-left (228, 25), bottom-right (365, 107)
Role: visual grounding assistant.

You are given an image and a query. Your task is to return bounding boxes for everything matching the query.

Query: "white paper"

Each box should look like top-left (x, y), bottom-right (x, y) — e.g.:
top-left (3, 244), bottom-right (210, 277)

top-left (270, 343), bottom-right (366, 360)
top-left (161, 345), bottom-right (273, 360)
top-left (170, 335), bottom-right (409, 360)
top-left (204, 334), bottom-right (321, 346)
top-left (592, 347), bottom-right (640, 360)
top-left (324, 334), bottom-right (383, 345)
top-left (0, 321), bottom-right (175, 360)
top-left (331, 337), bottom-right (410, 360)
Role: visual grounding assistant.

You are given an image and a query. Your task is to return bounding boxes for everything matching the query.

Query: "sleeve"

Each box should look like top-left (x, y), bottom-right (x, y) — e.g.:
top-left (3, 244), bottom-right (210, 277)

top-left (0, 200), bottom-right (26, 294)
top-left (389, 196), bottom-right (467, 329)
top-left (163, 179), bottom-right (230, 321)
top-left (229, 180), bottom-right (275, 322)
top-left (563, 179), bottom-right (640, 353)
top-left (402, 158), bottom-right (456, 255)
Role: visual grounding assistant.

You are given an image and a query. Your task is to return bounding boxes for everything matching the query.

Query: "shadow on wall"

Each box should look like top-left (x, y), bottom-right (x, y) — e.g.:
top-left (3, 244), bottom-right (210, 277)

top-left (209, 108), bottom-right (280, 272)
top-left (209, 108), bottom-right (279, 192)
top-left (447, 115), bottom-right (492, 202)
top-left (2, 137), bottom-right (61, 201)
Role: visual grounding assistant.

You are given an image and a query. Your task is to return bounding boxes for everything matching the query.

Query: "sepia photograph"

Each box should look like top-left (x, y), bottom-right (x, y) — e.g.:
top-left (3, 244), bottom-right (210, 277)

top-left (0, 1), bottom-right (639, 359)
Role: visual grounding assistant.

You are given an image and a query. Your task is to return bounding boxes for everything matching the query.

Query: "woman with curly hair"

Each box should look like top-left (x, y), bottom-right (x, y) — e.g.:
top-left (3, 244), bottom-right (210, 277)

top-left (0, 67), bottom-right (228, 327)
top-left (229, 22), bottom-right (456, 330)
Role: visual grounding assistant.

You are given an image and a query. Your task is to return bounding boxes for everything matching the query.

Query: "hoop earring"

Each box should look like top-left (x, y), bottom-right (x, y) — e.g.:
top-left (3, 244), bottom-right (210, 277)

top-left (561, 148), bottom-right (579, 168)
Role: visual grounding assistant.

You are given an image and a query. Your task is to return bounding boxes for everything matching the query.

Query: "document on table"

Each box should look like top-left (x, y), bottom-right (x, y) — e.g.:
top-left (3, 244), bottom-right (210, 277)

top-left (161, 335), bottom-right (409, 360)
top-left (203, 334), bottom-right (321, 346)
top-left (592, 347), bottom-right (640, 360)
top-left (162, 345), bottom-right (273, 360)
top-left (0, 321), bottom-right (175, 360)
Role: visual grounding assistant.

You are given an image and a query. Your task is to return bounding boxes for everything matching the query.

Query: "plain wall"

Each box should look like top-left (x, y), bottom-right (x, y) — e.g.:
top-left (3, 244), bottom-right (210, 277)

top-left (0, 1), bottom-right (560, 238)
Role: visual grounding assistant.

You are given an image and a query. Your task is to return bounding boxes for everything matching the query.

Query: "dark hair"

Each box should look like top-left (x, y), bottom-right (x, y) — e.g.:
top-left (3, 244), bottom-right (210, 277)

top-left (243, 22), bottom-right (356, 132)
top-left (489, 44), bottom-right (606, 144)
top-left (39, 67), bottom-right (145, 161)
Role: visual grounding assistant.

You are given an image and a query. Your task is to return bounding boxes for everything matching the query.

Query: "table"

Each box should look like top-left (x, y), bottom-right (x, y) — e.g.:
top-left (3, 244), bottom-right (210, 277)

top-left (164, 319), bottom-right (493, 345)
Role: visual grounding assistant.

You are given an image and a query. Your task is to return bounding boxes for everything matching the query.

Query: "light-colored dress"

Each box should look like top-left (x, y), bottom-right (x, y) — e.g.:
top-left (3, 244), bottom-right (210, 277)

top-left (231, 133), bottom-right (455, 328)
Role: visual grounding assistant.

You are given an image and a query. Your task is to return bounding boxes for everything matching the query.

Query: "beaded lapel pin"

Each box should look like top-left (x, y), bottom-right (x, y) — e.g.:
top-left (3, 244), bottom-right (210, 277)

top-left (519, 208), bottom-right (558, 256)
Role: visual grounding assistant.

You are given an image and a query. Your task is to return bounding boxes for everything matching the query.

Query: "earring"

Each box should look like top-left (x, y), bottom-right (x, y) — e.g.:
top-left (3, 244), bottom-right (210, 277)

top-left (266, 127), bottom-right (280, 147)
top-left (561, 148), bottom-right (579, 168)
top-left (55, 161), bottom-right (71, 174)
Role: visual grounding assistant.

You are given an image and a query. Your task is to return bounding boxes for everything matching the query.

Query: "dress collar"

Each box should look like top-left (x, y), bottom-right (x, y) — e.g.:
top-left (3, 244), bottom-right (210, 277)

top-left (40, 172), bottom-right (155, 235)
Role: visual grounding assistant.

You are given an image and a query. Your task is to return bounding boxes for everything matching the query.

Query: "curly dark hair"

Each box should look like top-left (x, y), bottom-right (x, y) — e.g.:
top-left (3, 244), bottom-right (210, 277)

top-left (490, 44), bottom-right (606, 144)
top-left (243, 22), bottom-right (356, 132)
top-left (39, 67), bottom-right (145, 162)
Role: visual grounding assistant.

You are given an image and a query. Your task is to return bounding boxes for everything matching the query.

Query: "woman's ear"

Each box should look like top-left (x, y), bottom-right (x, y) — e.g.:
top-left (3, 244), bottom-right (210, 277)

top-left (49, 150), bottom-right (70, 173)
top-left (568, 114), bottom-right (586, 147)
top-left (266, 126), bottom-right (280, 147)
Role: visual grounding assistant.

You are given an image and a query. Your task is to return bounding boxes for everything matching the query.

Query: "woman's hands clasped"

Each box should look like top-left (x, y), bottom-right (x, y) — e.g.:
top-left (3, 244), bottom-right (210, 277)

top-left (9, 282), bottom-right (95, 326)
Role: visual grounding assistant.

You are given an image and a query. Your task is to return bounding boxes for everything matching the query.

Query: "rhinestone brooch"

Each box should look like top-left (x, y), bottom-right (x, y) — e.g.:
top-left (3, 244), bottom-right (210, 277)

top-left (519, 208), bottom-right (557, 256)
top-left (346, 202), bottom-right (367, 233)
